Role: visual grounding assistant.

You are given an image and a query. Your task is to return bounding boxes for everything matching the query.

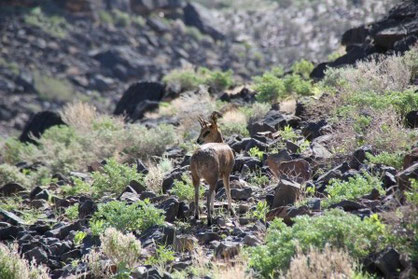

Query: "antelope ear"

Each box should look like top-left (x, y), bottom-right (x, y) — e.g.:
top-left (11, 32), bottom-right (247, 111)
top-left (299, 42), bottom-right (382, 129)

top-left (209, 111), bottom-right (221, 126)
top-left (197, 116), bottom-right (207, 127)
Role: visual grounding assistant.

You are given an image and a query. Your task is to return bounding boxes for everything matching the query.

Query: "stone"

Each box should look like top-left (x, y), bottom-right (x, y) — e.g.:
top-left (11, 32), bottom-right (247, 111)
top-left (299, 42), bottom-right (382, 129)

top-left (233, 155), bottom-right (261, 172)
top-left (114, 81), bottom-right (165, 121)
top-left (382, 172), bottom-right (397, 189)
top-left (405, 110), bottom-right (418, 128)
top-left (0, 209), bottom-right (25, 225)
top-left (183, 3), bottom-right (225, 41)
top-left (0, 224), bottom-right (25, 240)
top-left (157, 197), bottom-right (179, 223)
top-left (243, 235), bottom-right (261, 247)
top-left (375, 248), bottom-right (402, 278)
top-left (45, 222), bottom-right (82, 240)
top-left (403, 148), bottom-right (418, 169)
top-left (34, 189), bottom-right (49, 201)
top-left (162, 170), bottom-right (183, 193)
top-left (215, 241), bottom-right (240, 259)
top-left (0, 183), bottom-right (25, 196)
top-left (266, 205), bottom-right (309, 225)
top-left (396, 162), bottom-right (418, 191)
top-left (19, 111), bottom-right (65, 143)
top-left (349, 146), bottom-right (373, 170)
top-left (268, 159), bottom-right (311, 183)
top-left (130, 0), bottom-right (183, 15)
top-left (196, 231), bottom-right (221, 244)
top-left (78, 199), bottom-right (97, 219)
top-left (272, 179), bottom-right (301, 208)
top-left (29, 186), bottom-right (43, 200)
top-left (173, 234), bottom-right (197, 252)
top-left (329, 200), bottom-right (365, 211)
top-left (302, 119), bottom-right (327, 140)
top-left (139, 225), bottom-right (176, 247)
top-left (24, 247), bottom-right (48, 264)
top-left (231, 187), bottom-right (252, 201)
top-left (265, 150), bottom-right (292, 172)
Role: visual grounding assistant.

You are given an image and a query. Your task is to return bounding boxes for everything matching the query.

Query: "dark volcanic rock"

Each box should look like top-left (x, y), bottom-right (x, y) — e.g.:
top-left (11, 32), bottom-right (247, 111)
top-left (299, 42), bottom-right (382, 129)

top-left (0, 183), bottom-right (25, 196)
top-left (114, 81), bottom-right (165, 121)
top-left (0, 209), bottom-right (25, 225)
top-left (396, 162), bottom-right (418, 191)
top-left (24, 247), bottom-right (48, 264)
top-left (266, 205), bottom-right (309, 225)
top-left (272, 179), bottom-right (301, 208)
top-left (183, 3), bottom-right (225, 41)
top-left (157, 197), bottom-right (180, 223)
top-left (231, 187), bottom-right (252, 201)
top-left (130, 0), bottom-right (183, 15)
top-left (139, 224), bottom-right (176, 247)
top-left (19, 111), bottom-right (65, 143)
top-left (215, 241), bottom-right (240, 259)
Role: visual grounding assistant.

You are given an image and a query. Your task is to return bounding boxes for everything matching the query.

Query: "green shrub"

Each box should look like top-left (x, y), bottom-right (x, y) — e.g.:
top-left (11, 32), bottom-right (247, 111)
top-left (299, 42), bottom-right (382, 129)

top-left (74, 231), bottom-right (87, 246)
top-left (0, 164), bottom-right (29, 187)
top-left (291, 59), bottom-right (314, 79)
top-left (404, 46), bottom-right (418, 81)
top-left (171, 174), bottom-right (204, 202)
top-left (33, 70), bottom-right (76, 102)
top-left (251, 201), bottom-right (268, 222)
top-left (219, 121), bottom-right (249, 137)
top-left (366, 152), bottom-right (404, 169)
top-left (90, 200), bottom-right (165, 234)
top-left (248, 209), bottom-right (387, 277)
top-left (145, 245), bottom-right (175, 266)
top-left (24, 7), bottom-right (68, 38)
top-left (65, 204), bottom-right (79, 221)
top-left (163, 67), bottom-right (234, 92)
top-left (61, 177), bottom-right (91, 197)
top-left (283, 74), bottom-right (312, 96)
top-left (249, 147), bottom-right (264, 161)
top-left (0, 243), bottom-right (50, 279)
top-left (92, 158), bottom-right (143, 196)
top-left (323, 173), bottom-right (384, 207)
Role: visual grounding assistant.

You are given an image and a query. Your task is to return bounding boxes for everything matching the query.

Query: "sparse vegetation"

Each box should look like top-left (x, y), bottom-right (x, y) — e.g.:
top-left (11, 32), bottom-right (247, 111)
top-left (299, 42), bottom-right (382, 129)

top-left (24, 7), bottom-right (68, 38)
top-left (90, 200), bottom-right (165, 234)
top-left (171, 174), bottom-right (204, 202)
top-left (366, 151), bottom-right (404, 169)
top-left (249, 209), bottom-right (387, 277)
top-left (0, 163), bottom-right (30, 188)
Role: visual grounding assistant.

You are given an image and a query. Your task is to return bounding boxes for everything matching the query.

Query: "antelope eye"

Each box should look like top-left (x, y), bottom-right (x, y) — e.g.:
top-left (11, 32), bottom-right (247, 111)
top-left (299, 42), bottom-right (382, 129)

top-left (203, 131), bottom-right (210, 137)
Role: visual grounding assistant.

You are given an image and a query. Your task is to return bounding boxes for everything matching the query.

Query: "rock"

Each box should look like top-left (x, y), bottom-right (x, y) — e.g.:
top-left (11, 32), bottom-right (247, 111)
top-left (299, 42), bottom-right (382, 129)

top-left (405, 110), bottom-right (418, 128)
top-left (174, 234), bottom-right (197, 252)
top-left (45, 222), bottom-right (82, 240)
top-left (268, 157), bottom-right (310, 183)
top-left (114, 81), bottom-right (165, 121)
top-left (403, 148), bottom-right (418, 169)
top-left (272, 179), bottom-right (301, 208)
top-left (362, 188), bottom-right (381, 200)
top-left (157, 197), bottom-right (179, 223)
top-left (233, 156), bottom-right (261, 172)
top-left (0, 209), bottom-right (25, 225)
top-left (0, 183), bottom-right (25, 196)
top-left (139, 225), bottom-right (175, 247)
top-left (24, 247), bottom-right (48, 264)
top-left (19, 111), bottom-right (65, 143)
top-left (183, 3), bottom-right (225, 41)
top-left (78, 198), bottom-right (97, 219)
top-left (60, 249), bottom-right (82, 262)
top-left (135, 159), bottom-right (149, 175)
top-left (0, 224), bottom-right (25, 240)
top-left (302, 119), bottom-right (327, 140)
top-left (266, 205), bottom-right (309, 225)
top-left (196, 231), bottom-right (221, 244)
top-left (310, 142), bottom-right (333, 159)
top-left (375, 248), bottom-right (402, 278)
top-left (265, 150), bottom-right (292, 170)
top-left (139, 191), bottom-right (157, 200)
top-left (329, 200), bottom-right (365, 211)
top-left (349, 146), bottom-right (373, 170)
top-left (34, 189), bottom-right (50, 201)
top-left (162, 170), bottom-right (183, 193)
top-left (243, 235), bottom-right (261, 247)
top-left (215, 241), bottom-right (240, 259)
top-left (396, 162), bottom-right (418, 191)
top-left (231, 187), bottom-right (252, 201)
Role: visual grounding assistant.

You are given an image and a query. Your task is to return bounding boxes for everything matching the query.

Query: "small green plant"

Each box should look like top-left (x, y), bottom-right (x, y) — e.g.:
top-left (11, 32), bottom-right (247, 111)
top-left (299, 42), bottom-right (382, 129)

top-left (366, 151), bottom-right (404, 169)
top-left (248, 147), bottom-right (264, 161)
top-left (90, 220), bottom-right (105, 237)
top-left (92, 158), bottom-right (143, 196)
top-left (220, 121), bottom-right (249, 137)
top-left (251, 201), bottom-right (268, 222)
top-left (249, 170), bottom-right (270, 187)
top-left (90, 200), bottom-right (165, 234)
top-left (24, 7), bottom-right (68, 38)
top-left (163, 67), bottom-right (234, 92)
top-left (0, 163), bottom-right (30, 188)
top-left (65, 204), bottom-right (79, 221)
top-left (248, 209), bottom-right (387, 277)
top-left (61, 177), bottom-right (91, 196)
top-left (291, 59), bottom-right (314, 79)
top-left (33, 70), bottom-right (76, 102)
top-left (145, 245), bottom-right (175, 266)
top-left (323, 173), bottom-right (384, 207)
top-left (171, 174), bottom-right (204, 202)
top-left (280, 125), bottom-right (298, 142)
top-left (74, 231), bottom-right (87, 246)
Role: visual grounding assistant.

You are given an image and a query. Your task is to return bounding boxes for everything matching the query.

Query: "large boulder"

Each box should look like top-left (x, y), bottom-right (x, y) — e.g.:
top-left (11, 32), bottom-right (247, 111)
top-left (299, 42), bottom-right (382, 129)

top-left (183, 3), bottom-right (225, 41)
top-left (396, 162), bottom-right (418, 191)
top-left (267, 157), bottom-right (310, 183)
top-left (19, 111), bottom-right (65, 143)
top-left (114, 81), bottom-right (165, 121)
top-left (272, 179), bottom-right (301, 208)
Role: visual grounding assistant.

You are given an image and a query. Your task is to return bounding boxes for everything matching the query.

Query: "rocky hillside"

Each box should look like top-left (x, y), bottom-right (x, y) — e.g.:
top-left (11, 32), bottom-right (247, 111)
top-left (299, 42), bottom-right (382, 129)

top-left (0, 0), bottom-right (397, 137)
top-left (0, 1), bottom-right (417, 279)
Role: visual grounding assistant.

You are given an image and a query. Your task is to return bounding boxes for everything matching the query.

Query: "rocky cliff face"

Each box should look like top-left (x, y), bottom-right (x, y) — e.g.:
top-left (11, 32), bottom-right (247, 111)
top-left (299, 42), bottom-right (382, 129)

top-left (0, 0), bottom-right (397, 137)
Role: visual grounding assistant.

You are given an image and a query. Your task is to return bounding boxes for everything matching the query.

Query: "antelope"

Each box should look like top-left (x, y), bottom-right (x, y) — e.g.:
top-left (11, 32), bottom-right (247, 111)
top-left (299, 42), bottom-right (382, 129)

top-left (190, 112), bottom-right (235, 226)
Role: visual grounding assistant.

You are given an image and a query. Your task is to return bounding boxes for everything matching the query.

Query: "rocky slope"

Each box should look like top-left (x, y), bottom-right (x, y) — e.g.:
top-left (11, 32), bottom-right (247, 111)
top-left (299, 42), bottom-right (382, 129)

top-left (0, 0), bottom-right (397, 138)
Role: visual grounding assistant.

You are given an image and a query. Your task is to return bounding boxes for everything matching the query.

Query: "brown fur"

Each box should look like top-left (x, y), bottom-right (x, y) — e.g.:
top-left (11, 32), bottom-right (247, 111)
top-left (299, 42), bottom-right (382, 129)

top-left (191, 112), bottom-right (235, 225)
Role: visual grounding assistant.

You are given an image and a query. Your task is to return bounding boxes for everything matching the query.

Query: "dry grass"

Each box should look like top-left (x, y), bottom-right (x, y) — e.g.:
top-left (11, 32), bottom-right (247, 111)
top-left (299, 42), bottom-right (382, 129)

top-left (282, 246), bottom-right (357, 279)
top-left (144, 158), bottom-right (173, 192)
top-left (0, 243), bottom-right (50, 279)
top-left (60, 101), bottom-right (99, 132)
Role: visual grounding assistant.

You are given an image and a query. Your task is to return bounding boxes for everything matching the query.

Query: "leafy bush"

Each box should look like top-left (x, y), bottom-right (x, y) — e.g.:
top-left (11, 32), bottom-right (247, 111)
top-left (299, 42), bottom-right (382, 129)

top-left (366, 151), bottom-right (404, 169)
top-left (24, 7), bottom-right (68, 38)
top-left (61, 177), bottom-right (91, 197)
top-left (92, 158), bottom-right (143, 196)
top-left (65, 204), bottom-right (79, 221)
top-left (251, 201), bottom-right (268, 222)
top-left (291, 59), bottom-right (314, 79)
top-left (33, 70), bottom-right (76, 102)
top-left (248, 147), bottom-right (264, 161)
top-left (248, 209), bottom-right (387, 277)
top-left (145, 245), bottom-right (175, 266)
top-left (171, 174), bottom-right (204, 202)
top-left (0, 164), bottom-right (29, 187)
top-left (90, 200), bottom-right (165, 234)
top-left (323, 173), bottom-right (384, 207)
top-left (0, 243), bottom-right (50, 279)
top-left (163, 67), bottom-right (234, 92)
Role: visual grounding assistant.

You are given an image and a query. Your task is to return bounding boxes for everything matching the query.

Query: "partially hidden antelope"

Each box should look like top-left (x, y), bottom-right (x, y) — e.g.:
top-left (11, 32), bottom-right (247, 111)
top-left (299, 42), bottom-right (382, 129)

top-left (190, 112), bottom-right (235, 226)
